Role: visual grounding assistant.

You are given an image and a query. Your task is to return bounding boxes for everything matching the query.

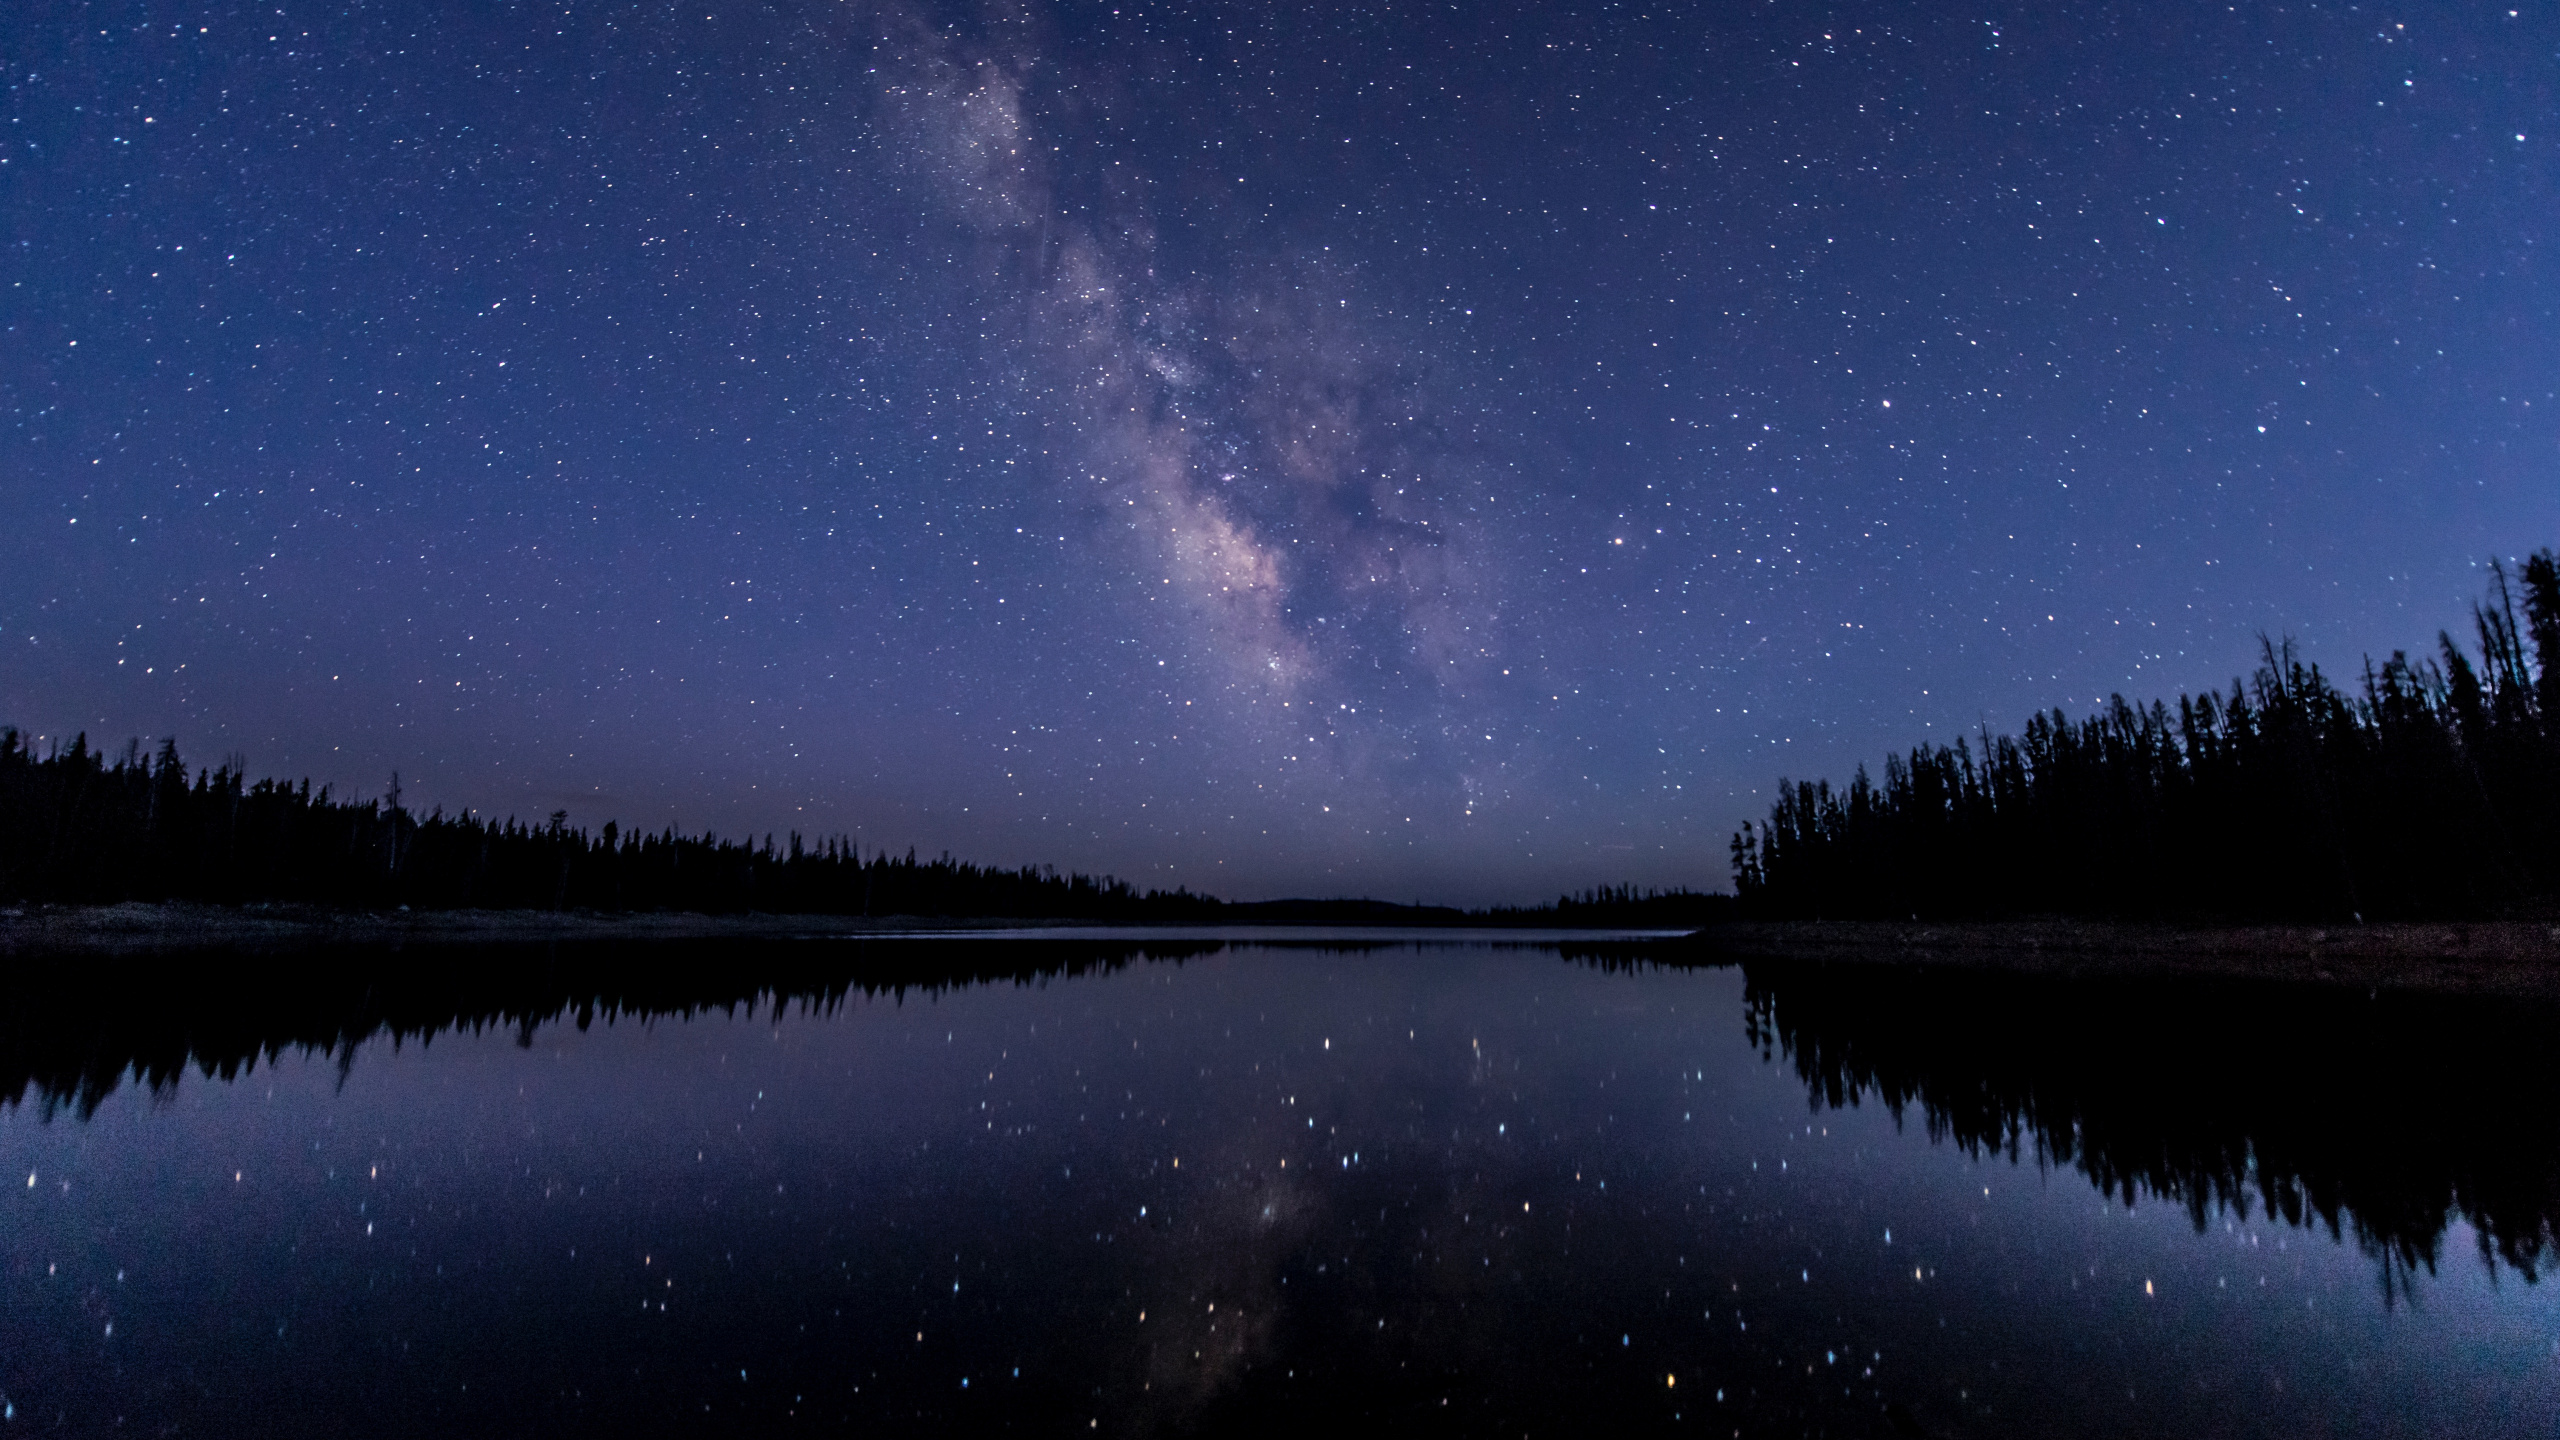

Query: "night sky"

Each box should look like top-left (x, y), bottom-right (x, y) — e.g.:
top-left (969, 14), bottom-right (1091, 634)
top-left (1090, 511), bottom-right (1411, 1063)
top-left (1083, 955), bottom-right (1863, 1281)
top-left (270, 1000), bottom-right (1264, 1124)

top-left (7, 2), bottom-right (2555, 904)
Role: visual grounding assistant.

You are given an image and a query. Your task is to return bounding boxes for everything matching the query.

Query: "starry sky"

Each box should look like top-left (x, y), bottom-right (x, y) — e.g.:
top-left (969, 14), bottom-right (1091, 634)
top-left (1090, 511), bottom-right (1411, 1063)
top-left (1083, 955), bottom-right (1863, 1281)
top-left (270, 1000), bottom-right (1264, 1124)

top-left (6, 1), bottom-right (2555, 904)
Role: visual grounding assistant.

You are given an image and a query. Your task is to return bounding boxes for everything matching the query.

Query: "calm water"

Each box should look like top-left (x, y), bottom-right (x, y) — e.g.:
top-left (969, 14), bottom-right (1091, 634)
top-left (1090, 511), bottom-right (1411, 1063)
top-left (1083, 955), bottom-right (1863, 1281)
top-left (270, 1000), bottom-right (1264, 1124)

top-left (3, 935), bottom-right (2557, 1435)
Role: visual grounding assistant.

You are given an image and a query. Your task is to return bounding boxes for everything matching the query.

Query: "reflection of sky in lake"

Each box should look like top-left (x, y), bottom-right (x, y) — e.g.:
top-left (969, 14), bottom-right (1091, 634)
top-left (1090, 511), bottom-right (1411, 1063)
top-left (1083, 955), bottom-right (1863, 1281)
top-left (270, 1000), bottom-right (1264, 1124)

top-left (5, 944), bottom-right (2557, 1435)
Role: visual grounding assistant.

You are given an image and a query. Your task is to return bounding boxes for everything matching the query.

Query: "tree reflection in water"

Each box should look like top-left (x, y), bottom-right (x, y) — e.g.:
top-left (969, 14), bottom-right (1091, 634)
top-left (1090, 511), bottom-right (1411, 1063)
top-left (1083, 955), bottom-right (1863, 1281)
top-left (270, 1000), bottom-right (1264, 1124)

top-left (0, 937), bottom-right (1220, 1122)
top-left (10, 935), bottom-right (2552, 1312)
top-left (1738, 956), bottom-right (2560, 1300)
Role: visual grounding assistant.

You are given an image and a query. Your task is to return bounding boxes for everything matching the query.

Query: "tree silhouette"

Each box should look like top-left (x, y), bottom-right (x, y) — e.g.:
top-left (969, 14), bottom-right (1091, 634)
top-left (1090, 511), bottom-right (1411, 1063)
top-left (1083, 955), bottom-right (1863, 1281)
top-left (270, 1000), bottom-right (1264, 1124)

top-left (0, 738), bottom-right (1724, 925)
top-left (1733, 548), bottom-right (2560, 920)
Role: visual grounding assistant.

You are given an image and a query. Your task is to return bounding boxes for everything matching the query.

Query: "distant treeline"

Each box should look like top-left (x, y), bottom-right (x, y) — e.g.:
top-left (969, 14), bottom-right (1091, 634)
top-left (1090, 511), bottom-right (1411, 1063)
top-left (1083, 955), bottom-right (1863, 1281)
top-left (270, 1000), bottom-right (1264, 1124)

top-left (1483, 884), bottom-right (1730, 929)
top-left (0, 731), bottom-right (1721, 925)
top-left (0, 733), bottom-right (1209, 918)
top-left (1732, 549), bottom-right (2560, 920)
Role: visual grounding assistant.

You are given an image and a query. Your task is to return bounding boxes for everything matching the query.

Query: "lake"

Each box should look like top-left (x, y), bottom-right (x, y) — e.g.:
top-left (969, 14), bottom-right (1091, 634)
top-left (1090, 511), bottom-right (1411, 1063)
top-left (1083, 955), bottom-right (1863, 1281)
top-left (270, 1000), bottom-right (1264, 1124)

top-left (4, 933), bottom-right (2556, 1435)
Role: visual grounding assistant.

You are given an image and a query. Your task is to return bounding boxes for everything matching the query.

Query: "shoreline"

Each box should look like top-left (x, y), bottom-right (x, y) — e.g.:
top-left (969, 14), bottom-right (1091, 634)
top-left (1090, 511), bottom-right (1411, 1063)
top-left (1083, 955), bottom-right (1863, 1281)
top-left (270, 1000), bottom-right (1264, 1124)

top-left (10, 905), bottom-right (2558, 999)
top-left (0, 902), bottom-right (1057, 953)
top-left (0, 902), bottom-right (1688, 955)
top-left (1696, 918), bottom-right (2560, 999)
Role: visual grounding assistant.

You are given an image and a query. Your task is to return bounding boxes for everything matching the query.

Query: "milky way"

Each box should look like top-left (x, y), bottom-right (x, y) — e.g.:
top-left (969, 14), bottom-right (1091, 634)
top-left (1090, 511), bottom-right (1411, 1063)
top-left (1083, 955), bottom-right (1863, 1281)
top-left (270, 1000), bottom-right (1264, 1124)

top-left (6, 2), bottom-right (2554, 901)
top-left (872, 10), bottom-right (1529, 809)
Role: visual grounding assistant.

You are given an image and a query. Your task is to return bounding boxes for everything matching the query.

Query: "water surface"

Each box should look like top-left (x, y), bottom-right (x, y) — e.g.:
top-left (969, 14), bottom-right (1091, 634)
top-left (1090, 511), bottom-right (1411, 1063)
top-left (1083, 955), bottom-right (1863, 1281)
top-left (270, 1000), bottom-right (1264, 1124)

top-left (4, 936), bottom-right (2555, 1435)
